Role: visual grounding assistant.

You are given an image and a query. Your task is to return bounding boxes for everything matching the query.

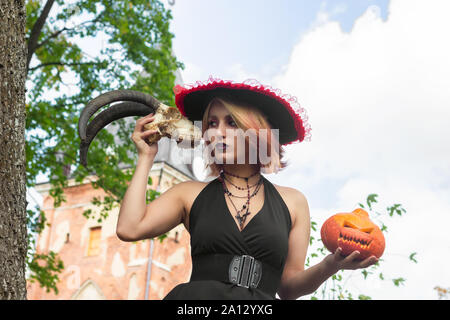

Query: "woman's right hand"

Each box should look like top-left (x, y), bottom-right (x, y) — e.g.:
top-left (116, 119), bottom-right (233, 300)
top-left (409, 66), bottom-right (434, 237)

top-left (131, 113), bottom-right (159, 158)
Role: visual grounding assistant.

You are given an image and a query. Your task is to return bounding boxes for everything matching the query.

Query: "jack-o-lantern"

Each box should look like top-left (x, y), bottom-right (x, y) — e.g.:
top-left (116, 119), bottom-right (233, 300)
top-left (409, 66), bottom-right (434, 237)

top-left (320, 208), bottom-right (385, 260)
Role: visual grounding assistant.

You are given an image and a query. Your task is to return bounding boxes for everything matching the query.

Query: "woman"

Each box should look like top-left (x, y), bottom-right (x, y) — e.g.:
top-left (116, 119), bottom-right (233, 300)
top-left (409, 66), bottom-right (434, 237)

top-left (116, 77), bottom-right (379, 300)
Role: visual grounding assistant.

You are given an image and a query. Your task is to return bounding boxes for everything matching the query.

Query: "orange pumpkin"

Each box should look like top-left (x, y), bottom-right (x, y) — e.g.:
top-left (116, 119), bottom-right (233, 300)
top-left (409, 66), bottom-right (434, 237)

top-left (320, 208), bottom-right (385, 260)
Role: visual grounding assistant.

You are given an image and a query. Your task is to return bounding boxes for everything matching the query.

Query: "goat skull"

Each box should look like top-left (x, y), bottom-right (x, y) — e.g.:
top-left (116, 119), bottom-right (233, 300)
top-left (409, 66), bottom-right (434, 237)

top-left (78, 89), bottom-right (203, 167)
top-left (143, 102), bottom-right (202, 148)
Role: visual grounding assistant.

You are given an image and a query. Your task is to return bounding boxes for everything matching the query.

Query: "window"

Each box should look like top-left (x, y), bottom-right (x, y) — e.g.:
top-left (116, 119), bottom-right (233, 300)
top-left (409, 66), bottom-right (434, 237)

top-left (87, 226), bottom-right (101, 256)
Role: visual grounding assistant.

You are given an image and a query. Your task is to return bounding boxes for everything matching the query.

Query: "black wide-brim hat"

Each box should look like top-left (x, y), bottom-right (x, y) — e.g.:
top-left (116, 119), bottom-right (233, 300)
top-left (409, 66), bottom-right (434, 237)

top-left (174, 76), bottom-right (311, 146)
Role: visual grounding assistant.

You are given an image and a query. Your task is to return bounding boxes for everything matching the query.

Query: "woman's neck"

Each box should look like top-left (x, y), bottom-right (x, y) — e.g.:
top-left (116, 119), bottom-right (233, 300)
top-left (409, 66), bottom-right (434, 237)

top-left (220, 164), bottom-right (261, 186)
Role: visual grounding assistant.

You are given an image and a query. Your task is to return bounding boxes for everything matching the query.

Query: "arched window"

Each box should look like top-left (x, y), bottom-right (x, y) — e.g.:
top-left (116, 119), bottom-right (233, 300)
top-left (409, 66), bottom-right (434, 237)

top-left (71, 279), bottom-right (106, 300)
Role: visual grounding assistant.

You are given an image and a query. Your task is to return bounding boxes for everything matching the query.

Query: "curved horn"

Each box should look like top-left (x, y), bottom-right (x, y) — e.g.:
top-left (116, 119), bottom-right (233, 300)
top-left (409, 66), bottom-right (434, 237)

top-left (80, 102), bottom-right (152, 167)
top-left (78, 90), bottom-right (161, 140)
top-left (78, 90), bottom-right (162, 167)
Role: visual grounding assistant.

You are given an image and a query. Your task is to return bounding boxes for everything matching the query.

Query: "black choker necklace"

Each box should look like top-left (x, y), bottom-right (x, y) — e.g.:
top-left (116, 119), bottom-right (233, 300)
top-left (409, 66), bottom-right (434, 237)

top-left (222, 168), bottom-right (260, 180)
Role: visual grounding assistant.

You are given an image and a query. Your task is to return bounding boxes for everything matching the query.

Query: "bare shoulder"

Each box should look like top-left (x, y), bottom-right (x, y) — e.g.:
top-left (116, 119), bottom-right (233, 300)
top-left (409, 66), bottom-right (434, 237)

top-left (172, 179), bottom-right (209, 208)
top-left (173, 179), bottom-right (210, 231)
top-left (271, 183), bottom-right (309, 227)
top-left (177, 179), bottom-right (209, 200)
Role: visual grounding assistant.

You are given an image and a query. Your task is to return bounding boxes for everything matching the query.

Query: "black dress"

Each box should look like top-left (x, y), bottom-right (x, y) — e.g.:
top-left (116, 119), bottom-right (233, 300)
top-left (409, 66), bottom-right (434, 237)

top-left (163, 175), bottom-right (292, 300)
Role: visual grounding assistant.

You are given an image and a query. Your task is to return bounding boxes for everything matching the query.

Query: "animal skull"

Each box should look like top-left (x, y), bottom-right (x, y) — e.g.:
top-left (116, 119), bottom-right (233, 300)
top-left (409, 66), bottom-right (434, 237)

top-left (78, 89), bottom-right (204, 167)
top-left (143, 102), bottom-right (203, 148)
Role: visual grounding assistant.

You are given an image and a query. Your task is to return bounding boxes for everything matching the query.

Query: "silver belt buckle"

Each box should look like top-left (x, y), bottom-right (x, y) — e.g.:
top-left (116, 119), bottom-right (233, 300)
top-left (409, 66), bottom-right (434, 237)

top-left (228, 255), bottom-right (262, 289)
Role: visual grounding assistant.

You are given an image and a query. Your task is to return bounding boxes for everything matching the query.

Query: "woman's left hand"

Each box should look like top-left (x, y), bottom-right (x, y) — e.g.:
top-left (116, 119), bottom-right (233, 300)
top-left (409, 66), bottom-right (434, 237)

top-left (324, 247), bottom-right (379, 273)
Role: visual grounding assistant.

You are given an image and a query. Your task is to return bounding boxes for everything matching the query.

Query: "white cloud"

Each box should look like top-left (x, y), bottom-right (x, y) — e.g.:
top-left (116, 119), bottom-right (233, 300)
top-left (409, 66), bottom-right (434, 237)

top-left (178, 61), bottom-right (208, 85)
top-left (310, 1), bottom-right (349, 30)
top-left (266, 0), bottom-right (450, 299)
top-left (179, 61), bottom-right (277, 91)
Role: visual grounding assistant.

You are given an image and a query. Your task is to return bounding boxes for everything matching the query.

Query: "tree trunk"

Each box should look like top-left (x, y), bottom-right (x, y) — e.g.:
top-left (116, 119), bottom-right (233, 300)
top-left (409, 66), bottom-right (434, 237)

top-left (0, 0), bottom-right (28, 300)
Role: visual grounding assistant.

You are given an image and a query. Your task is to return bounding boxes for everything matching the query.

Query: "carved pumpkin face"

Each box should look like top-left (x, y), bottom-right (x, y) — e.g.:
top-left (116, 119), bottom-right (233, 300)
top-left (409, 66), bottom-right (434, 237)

top-left (320, 208), bottom-right (385, 260)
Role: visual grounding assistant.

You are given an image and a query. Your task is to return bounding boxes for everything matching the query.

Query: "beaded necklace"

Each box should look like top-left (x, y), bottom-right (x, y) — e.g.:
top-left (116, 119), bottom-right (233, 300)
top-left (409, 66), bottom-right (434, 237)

top-left (218, 168), bottom-right (263, 230)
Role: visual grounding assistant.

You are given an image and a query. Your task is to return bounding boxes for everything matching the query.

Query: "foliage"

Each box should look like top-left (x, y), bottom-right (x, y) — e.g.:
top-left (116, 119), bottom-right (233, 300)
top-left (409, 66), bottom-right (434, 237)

top-left (307, 194), bottom-right (417, 300)
top-left (25, 0), bottom-right (182, 294)
top-left (434, 286), bottom-right (450, 300)
top-left (26, 207), bottom-right (65, 294)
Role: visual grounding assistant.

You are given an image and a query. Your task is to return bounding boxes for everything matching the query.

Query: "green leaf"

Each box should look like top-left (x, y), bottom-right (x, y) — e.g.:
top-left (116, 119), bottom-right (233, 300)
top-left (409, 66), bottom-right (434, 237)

top-left (27, 251), bottom-right (65, 295)
top-left (387, 204), bottom-right (406, 217)
top-left (392, 277), bottom-right (406, 286)
top-left (158, 233), bottom-right (168, 243)
top-left (361, 269), bottom-right (369, 279)
top-left (366, 193), bottom-right (378, 210)
top-left (409, 252), bottom-right (418, 263)
top-left (305, 256), bottom-right (310, 267)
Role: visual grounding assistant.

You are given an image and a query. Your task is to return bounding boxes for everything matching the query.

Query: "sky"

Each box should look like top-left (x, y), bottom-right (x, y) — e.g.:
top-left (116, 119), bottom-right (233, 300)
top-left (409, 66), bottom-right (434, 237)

top-left (168, 0), bottom-right (390, 83)
top-left (27, 0), bottom-right (449, 299)
top-left (164, 0), bottom-right (450, 300)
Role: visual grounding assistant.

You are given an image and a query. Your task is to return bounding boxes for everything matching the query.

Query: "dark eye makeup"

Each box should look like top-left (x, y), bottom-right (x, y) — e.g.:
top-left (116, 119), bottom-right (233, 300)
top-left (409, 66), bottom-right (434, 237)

top-left (208, 115), bottom-right (236, 127)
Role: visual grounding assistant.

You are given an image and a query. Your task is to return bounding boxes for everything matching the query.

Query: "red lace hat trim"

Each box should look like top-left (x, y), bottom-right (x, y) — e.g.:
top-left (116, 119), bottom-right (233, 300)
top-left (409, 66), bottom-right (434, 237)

top-left (173, 75), bottom-right (312, 145)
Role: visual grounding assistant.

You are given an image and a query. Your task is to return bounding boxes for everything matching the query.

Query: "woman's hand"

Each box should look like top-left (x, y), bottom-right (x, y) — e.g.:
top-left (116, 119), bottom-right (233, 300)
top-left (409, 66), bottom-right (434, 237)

top-left (324, 247), bottom-right (379, 273)
top-left (131, 113), bottom-right (159, 158)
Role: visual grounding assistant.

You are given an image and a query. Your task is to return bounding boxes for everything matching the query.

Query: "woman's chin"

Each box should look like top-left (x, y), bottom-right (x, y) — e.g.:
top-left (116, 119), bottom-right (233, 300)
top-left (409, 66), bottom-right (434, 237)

top-left (212, 150), bottom-right (238, 164)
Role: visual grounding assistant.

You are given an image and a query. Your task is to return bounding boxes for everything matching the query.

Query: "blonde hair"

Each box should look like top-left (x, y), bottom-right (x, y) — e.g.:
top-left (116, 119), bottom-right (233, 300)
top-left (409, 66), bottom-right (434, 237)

top-left (201, 95), bottom-right (288, 177)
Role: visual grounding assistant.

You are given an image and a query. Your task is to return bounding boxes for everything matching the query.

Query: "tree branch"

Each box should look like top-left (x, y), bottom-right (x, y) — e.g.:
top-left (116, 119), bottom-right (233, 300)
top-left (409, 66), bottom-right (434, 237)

top-left (34, 14), bottom-right (105, 52)
top-left (34, 27), bottom-right (69, 51)
top-left (27, 0), bottom-right (56, 73)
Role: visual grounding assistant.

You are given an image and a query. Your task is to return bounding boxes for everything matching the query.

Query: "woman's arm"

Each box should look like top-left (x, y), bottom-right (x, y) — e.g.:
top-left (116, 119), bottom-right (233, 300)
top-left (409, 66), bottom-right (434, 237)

top-left (277, 190), bottom-right (378, 300)
top-left (116, 153), bottom-right (188, 242)
top-left (116, 113), bottom-right (187, 242)
top-left (279, 257), bottom-right (338, 299)
top-left (280, 249), bottom-right (378, 300)
top-left (277, 189), bottom-right (312, 299)
top-left (116, 154), bottom-right (154, 241)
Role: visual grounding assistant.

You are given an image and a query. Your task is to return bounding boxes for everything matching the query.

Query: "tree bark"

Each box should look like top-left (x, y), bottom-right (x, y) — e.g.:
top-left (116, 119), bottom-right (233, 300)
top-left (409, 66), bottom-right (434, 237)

top-left (0, 0), bottom-right (29, 300)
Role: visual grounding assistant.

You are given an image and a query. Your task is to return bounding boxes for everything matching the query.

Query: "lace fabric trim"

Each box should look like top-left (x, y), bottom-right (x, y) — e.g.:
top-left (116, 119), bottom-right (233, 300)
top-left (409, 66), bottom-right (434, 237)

top-left (173, 75), bottom-right (312, 145)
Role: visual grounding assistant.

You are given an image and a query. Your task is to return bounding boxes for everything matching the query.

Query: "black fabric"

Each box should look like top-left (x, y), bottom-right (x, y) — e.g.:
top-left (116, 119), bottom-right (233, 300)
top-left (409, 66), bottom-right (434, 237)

top-left (190, 253), bottom-right (280, 297)
top-left (182, 88), bottom-right (298, 145)
top-left (163, 175), bottom-right (292, 300)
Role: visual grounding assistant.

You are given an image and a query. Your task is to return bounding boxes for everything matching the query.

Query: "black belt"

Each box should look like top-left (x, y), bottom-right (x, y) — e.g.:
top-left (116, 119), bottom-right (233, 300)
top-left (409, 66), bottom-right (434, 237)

top-left (190, 253), bottom-right (281, 298)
